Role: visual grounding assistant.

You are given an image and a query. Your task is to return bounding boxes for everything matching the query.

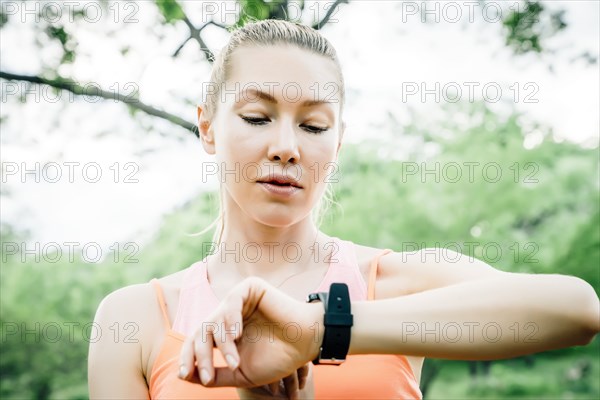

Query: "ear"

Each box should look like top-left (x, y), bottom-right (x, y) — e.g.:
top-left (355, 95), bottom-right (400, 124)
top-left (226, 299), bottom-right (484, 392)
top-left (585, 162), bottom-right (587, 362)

top-left (197, 105), bottom-right (215, 155)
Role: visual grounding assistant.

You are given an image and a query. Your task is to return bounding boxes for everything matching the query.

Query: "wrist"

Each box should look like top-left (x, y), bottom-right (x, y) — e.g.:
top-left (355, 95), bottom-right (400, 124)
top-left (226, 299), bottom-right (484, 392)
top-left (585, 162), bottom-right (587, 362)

top-left (306, 302), bottom-right (325, 362)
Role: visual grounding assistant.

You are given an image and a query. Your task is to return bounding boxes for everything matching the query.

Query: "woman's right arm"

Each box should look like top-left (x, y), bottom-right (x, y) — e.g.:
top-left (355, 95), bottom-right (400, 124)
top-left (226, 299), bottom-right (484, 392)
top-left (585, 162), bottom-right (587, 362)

top-left (88, 285), bottom-right (153, 399)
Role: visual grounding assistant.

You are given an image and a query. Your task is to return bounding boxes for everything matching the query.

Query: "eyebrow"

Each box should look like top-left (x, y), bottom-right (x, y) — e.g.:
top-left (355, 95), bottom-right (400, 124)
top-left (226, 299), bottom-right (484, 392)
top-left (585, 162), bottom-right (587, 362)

top-left (238, 88), bottom-right (335, 107)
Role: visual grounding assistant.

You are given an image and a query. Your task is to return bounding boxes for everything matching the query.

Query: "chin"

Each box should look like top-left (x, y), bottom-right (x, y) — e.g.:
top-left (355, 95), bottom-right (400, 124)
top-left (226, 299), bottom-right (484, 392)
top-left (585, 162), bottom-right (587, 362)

top-left (255, 214), bottom-right (298, 228)
top-left (252, 207), bottom-right (307, 228)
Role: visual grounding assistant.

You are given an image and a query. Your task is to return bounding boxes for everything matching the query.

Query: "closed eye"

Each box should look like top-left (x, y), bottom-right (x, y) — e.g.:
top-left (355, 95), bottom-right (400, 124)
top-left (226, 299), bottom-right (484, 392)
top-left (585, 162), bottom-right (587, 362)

top-left (241, 116), bottom-right (269, 126)
top-left (240, 116), bottom-right (328, 134)
top-left (302, 125), bottom-right (328, 134)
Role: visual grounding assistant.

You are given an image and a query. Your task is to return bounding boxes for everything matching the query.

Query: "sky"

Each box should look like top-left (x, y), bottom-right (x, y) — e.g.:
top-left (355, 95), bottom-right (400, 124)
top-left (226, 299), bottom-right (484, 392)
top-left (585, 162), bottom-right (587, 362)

top-left (1, 0), bottom-right (598, 258)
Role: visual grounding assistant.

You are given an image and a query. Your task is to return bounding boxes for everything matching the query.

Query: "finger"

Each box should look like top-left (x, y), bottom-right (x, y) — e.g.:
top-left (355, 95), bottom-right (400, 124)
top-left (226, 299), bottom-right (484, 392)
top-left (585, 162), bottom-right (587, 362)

top-left (283, 373), bottom-right (299, 400)
top-left (193, 322), bottom-right (217, 385)
top-left (212, 282), bottom-right (254, 371)
top-left (178, 337), bottom-right (196, 381)
top-left (297, 364), bottom-right (310, 390)
top-left (269, 381), bottom-right (280, 396)
top-left (213, 311), bottom-right (243, 371)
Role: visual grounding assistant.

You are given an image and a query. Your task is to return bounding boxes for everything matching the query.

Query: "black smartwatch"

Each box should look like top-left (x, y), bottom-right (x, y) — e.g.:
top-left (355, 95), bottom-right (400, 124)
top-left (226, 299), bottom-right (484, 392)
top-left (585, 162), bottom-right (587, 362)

top-left (306, 283), bottom-right (353, 365)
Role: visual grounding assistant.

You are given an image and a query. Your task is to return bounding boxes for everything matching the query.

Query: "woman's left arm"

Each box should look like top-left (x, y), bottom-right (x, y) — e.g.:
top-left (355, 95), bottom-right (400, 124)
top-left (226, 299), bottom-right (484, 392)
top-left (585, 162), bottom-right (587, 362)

top-left (353, 248), bottom-right (600, 359)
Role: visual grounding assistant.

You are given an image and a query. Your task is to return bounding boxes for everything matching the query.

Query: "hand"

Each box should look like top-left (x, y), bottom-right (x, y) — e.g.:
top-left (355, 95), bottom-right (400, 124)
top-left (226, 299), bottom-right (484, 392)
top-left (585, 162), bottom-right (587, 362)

top-left (236, 363), bottom-right (314, 400)
top-left (178, 277), bottom-right (324, 388)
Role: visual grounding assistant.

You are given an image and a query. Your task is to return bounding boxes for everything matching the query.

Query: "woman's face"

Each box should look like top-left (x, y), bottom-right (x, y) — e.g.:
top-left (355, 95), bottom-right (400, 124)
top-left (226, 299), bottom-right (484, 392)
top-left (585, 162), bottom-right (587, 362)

top-left (200, 45), bottom-right (344, 228)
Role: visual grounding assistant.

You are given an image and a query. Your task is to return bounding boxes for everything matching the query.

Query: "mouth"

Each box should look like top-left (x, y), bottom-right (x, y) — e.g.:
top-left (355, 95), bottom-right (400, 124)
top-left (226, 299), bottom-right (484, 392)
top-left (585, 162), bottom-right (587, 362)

top-left (257, 181), bottom-right (302, 197)
top-left (258, 181), bottom-right (299, 187)
top-left (256, 179), bottom-right (302, 188)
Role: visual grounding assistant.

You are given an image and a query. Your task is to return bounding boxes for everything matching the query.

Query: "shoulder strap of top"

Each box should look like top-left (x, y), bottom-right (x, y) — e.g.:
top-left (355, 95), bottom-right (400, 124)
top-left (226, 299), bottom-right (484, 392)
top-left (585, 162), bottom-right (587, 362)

top-left (367, 249), bottom-right (393, 300)
top-left (150, 278), bottom-right (172, 331)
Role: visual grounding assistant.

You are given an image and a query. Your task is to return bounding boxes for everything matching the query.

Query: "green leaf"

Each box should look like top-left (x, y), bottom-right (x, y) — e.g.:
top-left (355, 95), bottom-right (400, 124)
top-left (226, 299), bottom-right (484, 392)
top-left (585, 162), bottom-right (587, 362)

top-left (502, 0), bottom-right (568, 55)
top-left (0, 9), bottom-right (8, 29)
top-left (155, 0), bottom-right (185, 24)
top-left (235, 0), bottom-right (271, 27)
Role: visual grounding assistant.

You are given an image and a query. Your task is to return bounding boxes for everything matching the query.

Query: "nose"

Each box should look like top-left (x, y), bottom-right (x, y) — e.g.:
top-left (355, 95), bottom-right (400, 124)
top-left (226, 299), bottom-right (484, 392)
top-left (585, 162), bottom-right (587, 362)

top-left (267, 120), bottom-right (300, 164)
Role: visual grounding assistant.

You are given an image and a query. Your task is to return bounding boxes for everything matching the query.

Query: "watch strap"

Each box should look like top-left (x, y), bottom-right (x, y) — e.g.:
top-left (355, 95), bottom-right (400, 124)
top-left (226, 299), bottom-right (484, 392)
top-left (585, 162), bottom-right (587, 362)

top-left (307, 283), bottom-right (353, 365)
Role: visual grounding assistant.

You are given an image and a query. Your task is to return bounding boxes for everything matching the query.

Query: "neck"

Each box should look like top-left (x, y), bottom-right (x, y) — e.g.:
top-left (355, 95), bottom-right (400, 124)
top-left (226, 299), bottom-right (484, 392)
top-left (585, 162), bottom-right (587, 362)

top-left (210, 196), bottom-right (331, 282)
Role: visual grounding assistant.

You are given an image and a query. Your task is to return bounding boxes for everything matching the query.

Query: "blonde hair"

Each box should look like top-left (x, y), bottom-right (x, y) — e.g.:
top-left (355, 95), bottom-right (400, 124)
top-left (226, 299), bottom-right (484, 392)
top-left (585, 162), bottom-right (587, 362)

top-left (195, 19), bottom-right (345, 249)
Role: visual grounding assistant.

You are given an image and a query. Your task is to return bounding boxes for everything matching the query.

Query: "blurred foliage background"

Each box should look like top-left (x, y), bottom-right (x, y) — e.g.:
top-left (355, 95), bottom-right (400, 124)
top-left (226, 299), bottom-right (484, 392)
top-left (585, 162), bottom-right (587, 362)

top-left (1, 0), bottom-right (599, 399)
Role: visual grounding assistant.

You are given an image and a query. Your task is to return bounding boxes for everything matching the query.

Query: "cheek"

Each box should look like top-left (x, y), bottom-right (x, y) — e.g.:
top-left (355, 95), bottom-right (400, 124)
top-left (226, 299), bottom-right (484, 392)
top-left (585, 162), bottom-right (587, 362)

top-left (304, 145), bottom-right (339, 181)
top-left (215, 127), bottom-right (260, 165)
top-left (212, 118), bottom-right (264, 189)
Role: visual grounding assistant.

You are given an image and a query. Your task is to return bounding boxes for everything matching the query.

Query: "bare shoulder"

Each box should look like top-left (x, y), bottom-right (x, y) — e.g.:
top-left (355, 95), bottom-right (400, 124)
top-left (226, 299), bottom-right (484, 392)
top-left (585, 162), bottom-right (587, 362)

top-left (88, 282), bottom-right (159, 397)
top-left (350, 241), bottom-right (415, 298)
top-left (91, 268), bottom-right (190, 374)
top-left (351, 241), bottom-right (391, 275)
top-left (92, 282), bottom-right (163, 356)
top-left (351, 241), bottom-right (504, 297)
top-left (88, 270), bottom-right (189, 398)
top-left (94, 268), bottom-right (191, 335)
top-left (97, 281), bottom-right (155, 315)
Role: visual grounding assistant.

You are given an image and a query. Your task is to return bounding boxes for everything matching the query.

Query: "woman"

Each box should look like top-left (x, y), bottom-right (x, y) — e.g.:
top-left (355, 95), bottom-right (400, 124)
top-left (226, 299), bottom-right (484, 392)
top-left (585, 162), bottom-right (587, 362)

top-left (88, 19), bottom-right (600, 399)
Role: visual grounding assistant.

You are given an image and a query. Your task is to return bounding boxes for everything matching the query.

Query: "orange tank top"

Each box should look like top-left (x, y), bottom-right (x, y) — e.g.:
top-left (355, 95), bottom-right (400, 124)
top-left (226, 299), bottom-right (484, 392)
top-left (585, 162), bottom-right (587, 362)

top-left (148, 237), bottom-right (423, 399)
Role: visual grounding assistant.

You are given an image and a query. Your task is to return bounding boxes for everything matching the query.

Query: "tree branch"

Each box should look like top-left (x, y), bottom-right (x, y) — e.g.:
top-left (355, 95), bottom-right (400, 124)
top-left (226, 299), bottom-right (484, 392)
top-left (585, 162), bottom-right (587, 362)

top-left (173, 18), bottom-right (228, 60)
top-left (0, 71), bottom-right (199, 137)
top-left (172, 36), bottom-right (192, 58)
top-left (182, 15), bottom-right (216, 62)
top-left (312, 0), bottom-right (349, 30)
top-left (199, 20), bottom-right (229, 33)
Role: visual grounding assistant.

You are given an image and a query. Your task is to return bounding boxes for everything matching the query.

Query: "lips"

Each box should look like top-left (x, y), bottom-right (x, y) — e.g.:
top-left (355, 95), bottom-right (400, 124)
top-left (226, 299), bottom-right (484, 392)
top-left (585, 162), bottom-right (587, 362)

top-left (258, 181), bottom-right (301, 197)
top-left (257, 174), bottom-right (302, 188)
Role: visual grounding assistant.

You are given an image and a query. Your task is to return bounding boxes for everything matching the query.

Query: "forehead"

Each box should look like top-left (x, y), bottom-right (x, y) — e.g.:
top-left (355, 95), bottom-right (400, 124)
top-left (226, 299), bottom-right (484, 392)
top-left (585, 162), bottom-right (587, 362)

top-left (226, 45), bottom-right (341, 105)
